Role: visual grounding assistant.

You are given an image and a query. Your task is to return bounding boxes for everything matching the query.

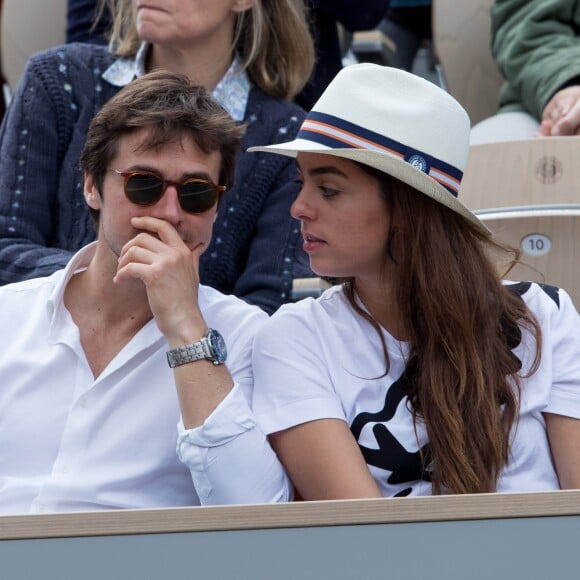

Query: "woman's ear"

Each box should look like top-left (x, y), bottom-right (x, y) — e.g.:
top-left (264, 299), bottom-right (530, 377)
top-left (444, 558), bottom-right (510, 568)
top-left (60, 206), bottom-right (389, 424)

top-left (232, 0), bottom-right (256, 14)
top-left (84, 172), bottom-right (102, 210)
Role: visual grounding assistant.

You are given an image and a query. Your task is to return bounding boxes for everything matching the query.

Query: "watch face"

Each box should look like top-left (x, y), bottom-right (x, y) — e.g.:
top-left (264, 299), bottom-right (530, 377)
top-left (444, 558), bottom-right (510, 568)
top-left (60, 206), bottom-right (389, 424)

top-left (207, 329), bottom-right (227, 364)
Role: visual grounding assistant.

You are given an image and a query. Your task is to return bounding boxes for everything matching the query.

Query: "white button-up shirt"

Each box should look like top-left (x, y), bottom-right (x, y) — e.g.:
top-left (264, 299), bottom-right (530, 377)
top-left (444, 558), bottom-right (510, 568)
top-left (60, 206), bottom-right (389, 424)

top-left (0, 243), bottom-right (267, 514)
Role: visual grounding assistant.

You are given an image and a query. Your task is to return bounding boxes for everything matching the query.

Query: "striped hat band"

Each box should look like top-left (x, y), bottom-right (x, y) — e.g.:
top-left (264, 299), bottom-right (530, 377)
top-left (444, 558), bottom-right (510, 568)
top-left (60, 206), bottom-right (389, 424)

top-left (298, 112), bottom-right (462, 196)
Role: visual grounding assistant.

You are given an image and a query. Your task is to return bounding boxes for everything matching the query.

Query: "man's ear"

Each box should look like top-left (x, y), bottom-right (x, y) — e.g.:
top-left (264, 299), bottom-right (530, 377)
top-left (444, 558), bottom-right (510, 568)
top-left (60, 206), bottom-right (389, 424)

top-left (84, 172), bottom-right (102, 210)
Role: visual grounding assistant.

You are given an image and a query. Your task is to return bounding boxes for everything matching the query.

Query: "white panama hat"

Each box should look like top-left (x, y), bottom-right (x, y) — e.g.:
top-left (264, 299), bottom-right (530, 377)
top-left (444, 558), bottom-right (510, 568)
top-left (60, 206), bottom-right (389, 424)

top-left (249, 63), bottom-right (489, 235)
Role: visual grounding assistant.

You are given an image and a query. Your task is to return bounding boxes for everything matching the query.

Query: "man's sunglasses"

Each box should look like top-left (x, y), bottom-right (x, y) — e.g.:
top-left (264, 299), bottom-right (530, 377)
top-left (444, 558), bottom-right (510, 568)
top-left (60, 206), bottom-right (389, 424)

top-left (109, 169), bottom-right (226, 214)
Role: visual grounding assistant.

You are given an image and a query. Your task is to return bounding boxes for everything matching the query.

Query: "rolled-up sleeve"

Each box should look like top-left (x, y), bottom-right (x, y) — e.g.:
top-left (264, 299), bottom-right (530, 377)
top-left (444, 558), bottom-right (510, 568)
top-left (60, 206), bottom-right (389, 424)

top-left (177, 383), bottom-right (293, 505)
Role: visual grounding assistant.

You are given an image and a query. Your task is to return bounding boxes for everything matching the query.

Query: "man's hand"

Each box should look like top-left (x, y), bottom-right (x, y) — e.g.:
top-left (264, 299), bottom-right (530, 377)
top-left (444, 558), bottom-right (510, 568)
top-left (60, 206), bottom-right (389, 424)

top-left (114, 216), bottom-right (206, 341)
top-left (537, 86), bottom-right (580, 137)
top-left (115, 217), bottom-right (234, 429)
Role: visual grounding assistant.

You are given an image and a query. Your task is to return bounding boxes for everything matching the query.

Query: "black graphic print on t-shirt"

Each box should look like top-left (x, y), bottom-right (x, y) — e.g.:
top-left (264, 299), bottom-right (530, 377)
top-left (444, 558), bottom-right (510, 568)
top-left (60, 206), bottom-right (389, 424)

top-left (350, 360), bottom-right (431, 497)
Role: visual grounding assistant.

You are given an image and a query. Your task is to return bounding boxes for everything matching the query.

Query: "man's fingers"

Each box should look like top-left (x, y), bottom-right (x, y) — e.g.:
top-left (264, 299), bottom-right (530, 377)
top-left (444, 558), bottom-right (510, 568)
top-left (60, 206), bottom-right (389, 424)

top-left (130, 216), bottom-right (184, 246)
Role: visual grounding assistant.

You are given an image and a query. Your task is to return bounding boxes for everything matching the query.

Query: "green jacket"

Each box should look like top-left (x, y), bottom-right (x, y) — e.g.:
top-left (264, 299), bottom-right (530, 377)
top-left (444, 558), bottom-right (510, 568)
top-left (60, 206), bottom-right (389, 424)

top-left (492, 0), bottom-right (580, 119)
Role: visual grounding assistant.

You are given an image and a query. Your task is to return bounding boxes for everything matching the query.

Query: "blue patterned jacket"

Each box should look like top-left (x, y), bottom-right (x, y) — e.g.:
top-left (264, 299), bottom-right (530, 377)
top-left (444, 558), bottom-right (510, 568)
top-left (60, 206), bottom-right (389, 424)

top-left (0, 43), bottom-right (311, 313)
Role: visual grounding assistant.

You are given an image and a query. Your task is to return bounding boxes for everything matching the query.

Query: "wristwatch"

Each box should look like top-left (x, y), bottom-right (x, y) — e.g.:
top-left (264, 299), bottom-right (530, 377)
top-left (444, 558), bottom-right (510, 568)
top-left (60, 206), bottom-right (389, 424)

top-left (166, 328), bottom-right (227, 368)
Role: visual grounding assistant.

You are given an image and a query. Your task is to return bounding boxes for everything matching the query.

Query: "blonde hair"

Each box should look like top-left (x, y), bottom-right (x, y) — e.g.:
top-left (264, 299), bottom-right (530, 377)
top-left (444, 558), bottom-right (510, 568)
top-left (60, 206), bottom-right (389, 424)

top-left (98, 0), bottom-right (315, 100)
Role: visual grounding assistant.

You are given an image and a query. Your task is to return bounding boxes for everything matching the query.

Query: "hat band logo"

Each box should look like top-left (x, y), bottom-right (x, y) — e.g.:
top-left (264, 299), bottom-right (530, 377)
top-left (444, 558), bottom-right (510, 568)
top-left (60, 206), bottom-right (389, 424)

top-left (408, 154), bottom-right (428, 173)
top-left (298, 111), bottom-right (462, 197)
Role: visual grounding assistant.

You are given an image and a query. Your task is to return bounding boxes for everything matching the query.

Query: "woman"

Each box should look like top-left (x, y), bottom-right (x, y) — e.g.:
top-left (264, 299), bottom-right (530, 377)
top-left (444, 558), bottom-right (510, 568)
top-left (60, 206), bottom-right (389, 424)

top-left (65, 0), bottom-right (392, 110)
top-left (0, 0), bottom-right (315, 313)
top-left (177, 64), bottom-right (580, 503)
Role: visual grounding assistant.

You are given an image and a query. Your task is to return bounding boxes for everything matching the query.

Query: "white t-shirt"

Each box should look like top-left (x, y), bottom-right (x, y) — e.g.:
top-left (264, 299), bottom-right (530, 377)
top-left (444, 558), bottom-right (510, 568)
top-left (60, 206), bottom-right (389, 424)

top-left (0, 243), bottom-right (267, 515)
top-left (252, 282), bottom-right (580, 496)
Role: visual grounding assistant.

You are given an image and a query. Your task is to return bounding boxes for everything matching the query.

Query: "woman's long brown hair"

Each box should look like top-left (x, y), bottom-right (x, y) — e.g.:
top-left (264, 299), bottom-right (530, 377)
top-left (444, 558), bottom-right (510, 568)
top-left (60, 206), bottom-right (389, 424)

top-left (344, 168), bottom-right (542, 494)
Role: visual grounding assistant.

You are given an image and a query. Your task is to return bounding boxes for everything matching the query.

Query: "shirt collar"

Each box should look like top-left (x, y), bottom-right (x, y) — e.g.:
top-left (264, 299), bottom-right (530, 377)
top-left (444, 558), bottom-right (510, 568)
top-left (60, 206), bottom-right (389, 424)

top-left (102, 43), bottom-right (250, 121)
top-left (46, 242), bottom-right (97, 321)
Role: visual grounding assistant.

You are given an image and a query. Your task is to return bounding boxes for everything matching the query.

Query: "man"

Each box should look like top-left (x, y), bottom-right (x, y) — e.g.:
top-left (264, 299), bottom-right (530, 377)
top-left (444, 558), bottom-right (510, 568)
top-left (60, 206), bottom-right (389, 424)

top-left (0, 71), bottom-right (267, 515)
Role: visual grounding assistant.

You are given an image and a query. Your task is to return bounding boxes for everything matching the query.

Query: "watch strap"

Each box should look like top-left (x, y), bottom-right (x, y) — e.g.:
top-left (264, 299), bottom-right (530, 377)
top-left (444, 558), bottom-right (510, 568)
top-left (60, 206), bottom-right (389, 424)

top-left (166, 338), bottom-right (211, 368)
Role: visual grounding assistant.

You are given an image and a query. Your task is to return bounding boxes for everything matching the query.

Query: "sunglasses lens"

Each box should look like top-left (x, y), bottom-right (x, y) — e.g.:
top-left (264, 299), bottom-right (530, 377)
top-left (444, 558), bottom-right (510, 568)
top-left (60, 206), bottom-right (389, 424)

top-left (125, 173), bottom-right (164, 205)
top-left (120, 172), bottom-right (220, 213)
top-left (178, 180), bottom-right (218, 213)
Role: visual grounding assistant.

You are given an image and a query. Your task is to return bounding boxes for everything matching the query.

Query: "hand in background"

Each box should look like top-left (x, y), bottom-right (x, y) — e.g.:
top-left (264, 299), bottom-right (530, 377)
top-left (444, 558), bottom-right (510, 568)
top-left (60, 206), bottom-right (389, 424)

top-left (537, 86), bottom-right (580, 137)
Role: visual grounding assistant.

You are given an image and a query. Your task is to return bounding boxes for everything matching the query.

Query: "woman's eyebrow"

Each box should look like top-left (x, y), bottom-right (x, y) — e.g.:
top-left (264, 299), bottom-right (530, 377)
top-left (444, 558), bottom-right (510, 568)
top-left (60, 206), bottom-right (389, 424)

top-left (304, 165), bottom-right (348, 178)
